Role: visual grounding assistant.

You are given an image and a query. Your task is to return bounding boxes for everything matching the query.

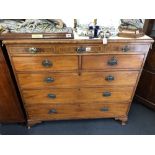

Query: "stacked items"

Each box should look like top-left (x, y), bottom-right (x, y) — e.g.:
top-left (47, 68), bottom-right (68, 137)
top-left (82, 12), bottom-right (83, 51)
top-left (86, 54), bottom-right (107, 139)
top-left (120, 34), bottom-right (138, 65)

top-left (118, 19), bottom-right (144, 38)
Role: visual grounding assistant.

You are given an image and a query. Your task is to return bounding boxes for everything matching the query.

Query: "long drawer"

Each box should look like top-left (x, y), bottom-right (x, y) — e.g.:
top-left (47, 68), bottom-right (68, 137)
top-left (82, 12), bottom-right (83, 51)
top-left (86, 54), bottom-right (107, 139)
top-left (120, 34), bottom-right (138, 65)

top-left (26, 103), bottom-right (128, 120)
top-left (22, 87), bottom-right (134, 105)
top-left (17, 71), bottom-right (139, 89)
top-left (12, 55), bottom-right (78, 71)
top-left (82, 55), bottom-right (144, 70)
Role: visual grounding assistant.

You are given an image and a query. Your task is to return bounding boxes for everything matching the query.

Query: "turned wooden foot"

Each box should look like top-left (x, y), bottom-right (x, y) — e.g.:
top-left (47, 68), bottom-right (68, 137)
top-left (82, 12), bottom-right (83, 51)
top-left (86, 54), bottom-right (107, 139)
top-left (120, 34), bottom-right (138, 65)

top-left (115, 116), bottom-right (128, 126)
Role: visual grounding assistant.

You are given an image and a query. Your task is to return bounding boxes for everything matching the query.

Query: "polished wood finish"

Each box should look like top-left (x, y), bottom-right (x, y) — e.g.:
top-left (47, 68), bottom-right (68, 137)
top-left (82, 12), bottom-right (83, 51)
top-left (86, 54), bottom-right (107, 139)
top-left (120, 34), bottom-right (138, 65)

top-left (136, 20), bottom-right (155, 110)
top-left (17, 71), bottom-right (139, 89)
top-left (0, 46), bottom-right (24, 122)
top-left (12, 56), bottom-right (78, 72)
top-left (105, 43), bottom-right (150, 53)
top-left (22, 87), bottom-right (134, 105)
top-left (27, 103), bottom-right (129, 121)
top-left (82, 55), bottom-right (144, 70)
top-left (3, 36), bottom-right (153, 126)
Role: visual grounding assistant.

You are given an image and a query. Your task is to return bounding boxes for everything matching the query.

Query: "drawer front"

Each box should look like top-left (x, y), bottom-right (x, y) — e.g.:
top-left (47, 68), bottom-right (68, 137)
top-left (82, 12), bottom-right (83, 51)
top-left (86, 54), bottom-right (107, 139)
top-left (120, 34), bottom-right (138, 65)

top-left (8, 44), bottom-right (103, 55)
top-left (17, 71), bottom-right (139, 89)
top-left (9, 45), bottom-right (54, 54)
top-left (22, 87), bottom-right (134, 105)
top-left (82, 55), bottom-right (144, 70)
top-left (58, 44), bottom-right (103, 54)
top-left (12, 56), bottom-right (78, 71)
top-left (27, 103), bottom-right (128, 120)
top-left (106, 43), bottom-right (150, 53)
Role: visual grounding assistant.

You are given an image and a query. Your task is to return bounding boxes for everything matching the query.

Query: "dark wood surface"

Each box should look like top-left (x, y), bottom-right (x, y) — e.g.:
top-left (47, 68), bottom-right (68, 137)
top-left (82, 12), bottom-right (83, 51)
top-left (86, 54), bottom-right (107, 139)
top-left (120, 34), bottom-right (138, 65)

top-left (0, 45), bottom-right (24, 122)
top-left (136, 20), bottom-right (155, 110)
top-left (3, 36), bottom-right (153, 126)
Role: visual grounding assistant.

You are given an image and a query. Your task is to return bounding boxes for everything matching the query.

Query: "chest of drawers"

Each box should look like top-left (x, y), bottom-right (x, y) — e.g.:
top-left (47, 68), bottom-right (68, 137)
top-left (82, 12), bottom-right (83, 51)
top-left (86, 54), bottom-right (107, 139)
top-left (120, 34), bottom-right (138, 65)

top-left (3, 37), bottom-right (153, 127)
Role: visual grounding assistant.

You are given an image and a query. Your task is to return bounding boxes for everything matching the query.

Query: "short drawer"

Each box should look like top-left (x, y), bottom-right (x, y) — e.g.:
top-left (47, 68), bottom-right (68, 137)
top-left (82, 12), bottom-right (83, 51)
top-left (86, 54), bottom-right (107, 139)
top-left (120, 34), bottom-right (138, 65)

top-left (105, 43), bottom-right (150, 53)
top-left (9, 44), bottom-right (54, 54)
top-left (82, 55), bottom-right (144, 70)
top-left (17, 71), bottom-right (139, 89)
top-left (26, 103), bottom-right (128, 120)
top-left (12, 55), bottom-right (78, 71)
top-left (22, 87), bottom-right (134, 105)
top-left (57, 44), bottom-right (103, 53)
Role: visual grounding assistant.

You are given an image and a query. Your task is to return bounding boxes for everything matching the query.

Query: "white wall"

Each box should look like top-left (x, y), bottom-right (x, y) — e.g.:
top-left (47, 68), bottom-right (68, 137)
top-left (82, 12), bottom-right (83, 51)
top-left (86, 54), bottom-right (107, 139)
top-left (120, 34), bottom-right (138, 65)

top-left (64, 19), bottom-right (121, 28)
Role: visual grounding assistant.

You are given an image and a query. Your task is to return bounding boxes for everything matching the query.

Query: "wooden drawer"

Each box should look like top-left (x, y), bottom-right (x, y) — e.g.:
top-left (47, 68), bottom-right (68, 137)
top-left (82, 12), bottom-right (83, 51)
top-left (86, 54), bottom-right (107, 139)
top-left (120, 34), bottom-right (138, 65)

top-left (22, 87), bottom-right (134, 105)
top-left (82, 55), bottom-right (144, 70)
top-left (105, 43), bottom-right (150, 53)
top-left (26, 103), bottom-right (128, 120)
top-left (17, 71), bottom-right (139, 89)
top-left (9, 44), bottom-right (54, 54)
top-left (8, 44), bottom-right (103, 55)
top-left (57, 44), bottom-right (103, 53)
top-left (12, 55), bottom-right (78, 71)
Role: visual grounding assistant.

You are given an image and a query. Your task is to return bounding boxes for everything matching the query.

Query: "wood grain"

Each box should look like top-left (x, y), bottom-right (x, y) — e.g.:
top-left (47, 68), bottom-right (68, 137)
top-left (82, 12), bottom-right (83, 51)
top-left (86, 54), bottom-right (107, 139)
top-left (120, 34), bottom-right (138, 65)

top-left (3, 36), bottom-right (153, 126)
top-left (12, 55), bottom-right (78, 71)
top-left (0, 46), bottom-right (24, 122)
top-left (82, 55), bottom-right (144, 70)
top-left (26, 102), bottom-right (128, 121)
top-left (22, 87), bottom-right (134, 105)
top-left (17, 71), bottom-right (139, 89)
top-left (105, 43), bottom-right (150, 53)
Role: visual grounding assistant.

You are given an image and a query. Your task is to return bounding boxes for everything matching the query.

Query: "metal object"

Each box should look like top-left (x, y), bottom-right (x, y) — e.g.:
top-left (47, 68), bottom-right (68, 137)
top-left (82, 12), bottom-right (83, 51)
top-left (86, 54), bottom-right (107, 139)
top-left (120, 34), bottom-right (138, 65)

top-left (28, 47), bottom-right (38, 54)
top-left (122, 46), bottom-right (130, 52)
top-left (105, 75), bottom-right (114, 81)
top-left (107, 57), bottom-right (118, 66)
top-left (48, 94), bottom-right (56, 99)
top-left (76, 47), bottom-right (91, 53)
top-left (103, 92), bottom-right (111, 97)
top-left (76, 47), bottom-right (86, 53)
top-left (42, 59), bottom-right (52, 67)
top-left (100, 107), bottom-right (109, 112)
top-left (48, 109), bottom-right (57, 114)
top-left (44, 77), bottom-right (54, 83)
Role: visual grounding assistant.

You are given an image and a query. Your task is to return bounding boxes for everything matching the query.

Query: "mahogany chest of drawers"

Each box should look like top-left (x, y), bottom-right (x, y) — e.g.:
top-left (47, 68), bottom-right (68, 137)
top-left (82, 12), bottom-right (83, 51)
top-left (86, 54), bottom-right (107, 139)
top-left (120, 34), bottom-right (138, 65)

top-left (3, 37), bottom-right (153, 127)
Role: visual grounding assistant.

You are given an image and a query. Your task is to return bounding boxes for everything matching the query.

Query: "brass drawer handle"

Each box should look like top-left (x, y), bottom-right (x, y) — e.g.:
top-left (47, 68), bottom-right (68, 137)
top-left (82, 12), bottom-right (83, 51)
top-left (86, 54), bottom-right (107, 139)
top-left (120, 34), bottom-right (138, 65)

top-left (76, 47), bottom-right (86, 53)
top-left (44, 77), bottom-right (54, 83)
top-left (103, 92), bottom-right (111, 97)
top-left (48, 94), bottom-right (56, 99)
top-left (76, 47), bottom-right (91, 53)
top-left (42, 59), bottom-right (53, 67)
top-left (48, 109), bottom-right (57, 114)
top-left (122, 46), bottom-right (130, 52)
top-left (105, 75), bottom-right (114, 81)
top-left (100, 107), bottom-right (109, 112)
top-left (107, 57), bottom-right (117, 66)
top-left (28, 47), bottom-right (38, 54)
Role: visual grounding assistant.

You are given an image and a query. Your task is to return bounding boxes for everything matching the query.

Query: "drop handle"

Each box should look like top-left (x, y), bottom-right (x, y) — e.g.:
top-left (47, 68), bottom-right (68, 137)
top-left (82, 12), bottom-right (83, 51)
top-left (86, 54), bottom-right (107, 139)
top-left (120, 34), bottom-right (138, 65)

top-left (48, 94), bottom-right (56, 99)
top-left (28, 47), bottom-right (38, 54)
top-left (122, 46), bottom-right (130, 52)
top-left (44, 77), bottom-right (55, 83)
top-left (48, 109), bottom-right (57, 114)
top-left (105, 75), bottom-right (114, 81)
top-left (100, 107), bottom-right (109, 112)
top-left (103, 92), bottom-right (111, 97)
top-left (107, 57), bottom-right (118, 66)
top-left (42, 59), bottom-right (53, 67)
